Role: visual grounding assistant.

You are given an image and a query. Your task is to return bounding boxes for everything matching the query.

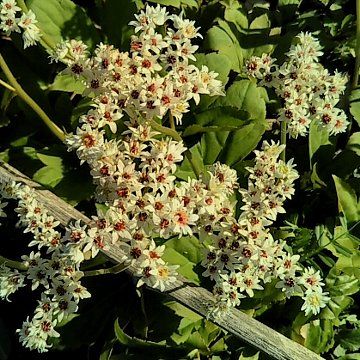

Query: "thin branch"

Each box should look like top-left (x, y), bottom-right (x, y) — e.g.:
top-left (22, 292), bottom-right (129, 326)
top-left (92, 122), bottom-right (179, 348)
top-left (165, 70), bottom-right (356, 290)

top-left (0, 53), bottom-right (65, 142)
top-left (0, 78), bottom-right (16, 92)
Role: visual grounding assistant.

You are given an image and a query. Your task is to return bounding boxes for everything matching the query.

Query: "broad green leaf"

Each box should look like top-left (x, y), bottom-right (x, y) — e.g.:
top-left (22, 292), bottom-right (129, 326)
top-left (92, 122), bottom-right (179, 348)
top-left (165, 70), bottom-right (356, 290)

top-left (326, 268), bottom-right (359, 298)
top-left (27, 0), bottom-right (100, 49)
top-left (302, 319), bottom-right (334, 353)
top-left (147, 0), bottom-right (181, 7)
top-left (239, 352), bottom-right (260, 360)
top-left (346, 132), bottom-right (360, 157)
top-left (164, 236), bottom-right (203, 264)
top-left (175, 142), bottom-right (205, 180)
top-left (214, 80), bottom-right (267, 121)
top-left (204, 25), bottom-right (243, 72)
top-left (0, 88), bottom-right (16, 128)
top-left (180, 0), bottom-right (198, 8)
top-left (350, 88), bottom-right (360, 127)
top-left (336, 251), bottom-right (360, 279)
top-left (219, 120), bottom-right (266, 166)
top-left (49, 74), bottom-right (85, 94)
top-left (250, 14), bottom-right (270, 29)
top-left (37, 153), bottom-right (63, 167)
top-left (162, 247), bottom-right (199, 284)
top-left (309, 121), bottom-right (331, 167)
top-left (33, 165), bottom-right (64, 187)
top-left (339, 329), bottom-right (360, 352)
top-left (99, 0), bottom-right (140, 50)
top-left (164, 301), bottom-right (202, 322)
top-left (333, 176), bottom-right (360, 226)
top-left (33, 152), bottom-right (64, 187)
top-left (183, 124), bottom-right (243, 137)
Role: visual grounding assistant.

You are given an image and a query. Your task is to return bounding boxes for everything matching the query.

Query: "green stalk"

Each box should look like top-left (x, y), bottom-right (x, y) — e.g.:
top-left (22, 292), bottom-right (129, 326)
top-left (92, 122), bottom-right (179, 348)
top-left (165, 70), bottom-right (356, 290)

top-left (0, 53), bottom-right (65, 142)
top-left (83, 262), bottom-right (129, 277)
top-left (0, 255), bottom-right (27, 271)
top-left (353, 0), bottom-right (360, 89)
top-left (149, 119), bottom-right (182, 142)
top-left (169, 112), bottom-right (176, 131)
top-left (280, 121), bottom-right (287, 162)
top-left (0, 79), bottom-right (16, 92)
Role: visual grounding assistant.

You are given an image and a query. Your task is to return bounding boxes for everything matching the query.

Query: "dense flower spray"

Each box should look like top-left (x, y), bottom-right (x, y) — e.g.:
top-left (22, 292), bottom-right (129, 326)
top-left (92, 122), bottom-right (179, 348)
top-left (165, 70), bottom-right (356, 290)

top-left (63, 5), bottom-right (328, 317)
top-left (0, 4), bottom-right (330, 353)
top-left (0, 181), bottom-right (96, 352)
top-left (246, 32), bottom-right (349, 138)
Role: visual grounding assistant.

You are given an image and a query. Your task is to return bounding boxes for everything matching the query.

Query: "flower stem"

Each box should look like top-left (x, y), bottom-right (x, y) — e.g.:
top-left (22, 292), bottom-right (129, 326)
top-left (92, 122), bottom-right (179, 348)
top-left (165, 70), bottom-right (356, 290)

top-left (353, 0), bottom-right (360, 89)
top-left (83, 262), bottom-right (129, 277)
top-left (0, 255), bottom-right (27, 271)
top-left (280, 121), bottom-right (287, 162)
top-left (148, 119), bottom-right (182, 142)
top-left (0, 53), bottom-right (65, 142)
top-left (169, 112), bottom-right (175, 130)
top-left (0, 79), bottom-right (16, 92)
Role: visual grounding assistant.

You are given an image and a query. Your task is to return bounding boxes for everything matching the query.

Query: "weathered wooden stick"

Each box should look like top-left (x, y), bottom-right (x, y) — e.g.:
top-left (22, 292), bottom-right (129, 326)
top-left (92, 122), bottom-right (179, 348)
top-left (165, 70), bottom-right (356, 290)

top-left (0, 161), bottom-right (323, 360)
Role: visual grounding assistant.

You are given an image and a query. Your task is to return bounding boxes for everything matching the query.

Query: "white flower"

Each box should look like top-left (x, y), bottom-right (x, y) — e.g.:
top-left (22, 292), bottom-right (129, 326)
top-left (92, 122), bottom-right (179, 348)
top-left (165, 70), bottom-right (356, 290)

top-left (0, 266), bottom-right (26, 301)
top-left (18, 10), bottom-right (41, 48)
top-left (301, 288), bottom-right (330, 316)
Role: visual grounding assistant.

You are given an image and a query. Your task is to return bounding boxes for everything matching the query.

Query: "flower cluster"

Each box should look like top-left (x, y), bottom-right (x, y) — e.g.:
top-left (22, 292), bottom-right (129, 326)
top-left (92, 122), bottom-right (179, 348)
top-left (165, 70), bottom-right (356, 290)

top-left (66, 116), bottom-right (240, 291)
top-left (0, 0), bottom-right (41, 48)
top-left (0, 181), bottom-right (94, 353)
top-left (200, 141), bottom-right (328, 316)
top-left (246, 32), bottom-right (349, 138)
top-left (52, 4), bottom-right (223, 126)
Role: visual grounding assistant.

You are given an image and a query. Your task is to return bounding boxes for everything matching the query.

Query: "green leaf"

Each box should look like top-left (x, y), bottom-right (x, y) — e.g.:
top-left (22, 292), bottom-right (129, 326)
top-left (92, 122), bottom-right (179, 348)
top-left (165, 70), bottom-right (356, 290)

top-left (164, 236), bottom-right (203, 264)
top-left (302, 319), bottom-right (334, 353)
top-left (33, 166), bottom-right (64, 187)
top-left (218, 120), bottom-right (266, 166)
top-left (204, 24), bottom-right (243, 72)
top-left (239, 352), bottom-right (260, 360)
top-left (346, 132), bottom-right (360, 157)
top-left (99, 0), bottom-right (141, 50)
top-left (175, 142), bottom-right (205, 180)
top-left (27, 0), bottom-right (100, 49)
top-left (114, 319), bottom-right (168, 348)
top-left (309, 121), bottom-right (331, 167)
top-left (336, 250), bottom-right (360, 279)
top-left (350, 87), bottom-right (360, 127)
top-left (214, 80), bottom-right (267, 121)
top-left (162, 235), bottom-right (203, 284)
top-left (333, 176), bottom-right (360, 226)
top-left (49, 74), bottom-right (85, 94)
top-left (183, 124), bottom-right (243, 137)
top-left (147, 0), bottom-right (181, 7)
top-left (339, 329), bottom-right (360, 352)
